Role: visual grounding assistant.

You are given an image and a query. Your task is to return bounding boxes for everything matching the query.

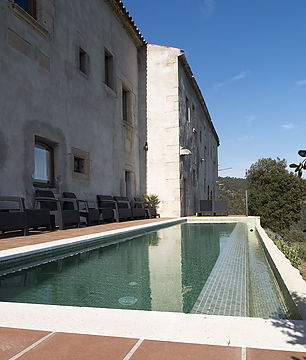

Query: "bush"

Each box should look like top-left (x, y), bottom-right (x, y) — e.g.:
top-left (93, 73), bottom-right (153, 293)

top-left (283, 229), bottom-right (306, 243)
top-left (266, 230), bottom-right (301, 268)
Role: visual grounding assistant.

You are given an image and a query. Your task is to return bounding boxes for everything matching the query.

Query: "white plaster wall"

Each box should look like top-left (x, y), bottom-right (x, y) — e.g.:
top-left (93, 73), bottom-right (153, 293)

top-left (0, 0), bottom-right (143, 205)
top-left (146, 44), bottom-right (181, 217)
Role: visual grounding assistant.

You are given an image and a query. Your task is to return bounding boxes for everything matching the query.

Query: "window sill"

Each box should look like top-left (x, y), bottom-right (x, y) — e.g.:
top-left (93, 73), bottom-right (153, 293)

top-left (10, 3), bottom-right (49, 39)
top-left (33, 181), bottom-right (55, 188)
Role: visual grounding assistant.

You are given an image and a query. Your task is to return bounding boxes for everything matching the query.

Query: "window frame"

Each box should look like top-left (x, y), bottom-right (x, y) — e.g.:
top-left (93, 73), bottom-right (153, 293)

top-left (33, 138), bottom-right (55, 188)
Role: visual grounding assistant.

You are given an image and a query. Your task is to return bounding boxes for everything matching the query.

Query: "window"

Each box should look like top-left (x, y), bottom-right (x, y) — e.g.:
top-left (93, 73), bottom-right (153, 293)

top-left (79, 48), bottom-right (89, 75)
top-left (71, 147), bottom-right (90, 179)
top-left (74, 156), bottom-right (85, 174)
top-left (34, 139), bottom-right (54, 186)
top-left (104, 49), bottom-right (113, 88)
top-left (14, 0), bottom-right (36, 18)
top-left (125, 170), bottom-right (132, 198)
top-left (122, 86), bottom-right (132, 124)
top-left (186, 97), bottom-right (191, 122)
top-left (122, 88), bottom-right (128, 122)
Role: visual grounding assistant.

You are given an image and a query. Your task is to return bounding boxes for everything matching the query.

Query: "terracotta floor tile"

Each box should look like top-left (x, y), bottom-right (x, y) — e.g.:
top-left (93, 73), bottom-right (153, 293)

top-left (0, 218), bottom-right (171, 251)
top-left (19, 333), bottom-right (139, 360)
top-left (246, 347), bottom-right (306, 360)
top-left (0, 326), bottom-right (50, 360)
top-left (130, 340), bottom-right (241, 360)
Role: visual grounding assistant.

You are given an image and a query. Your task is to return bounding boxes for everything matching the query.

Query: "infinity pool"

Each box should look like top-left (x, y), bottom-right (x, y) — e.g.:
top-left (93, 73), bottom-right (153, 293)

top-left (0, 222), bottom-right (301, 319)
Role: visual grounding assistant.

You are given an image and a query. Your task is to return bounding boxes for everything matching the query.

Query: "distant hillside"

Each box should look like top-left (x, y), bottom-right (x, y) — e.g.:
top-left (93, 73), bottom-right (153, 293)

top-left (218, 176), bottom-right (246, 215)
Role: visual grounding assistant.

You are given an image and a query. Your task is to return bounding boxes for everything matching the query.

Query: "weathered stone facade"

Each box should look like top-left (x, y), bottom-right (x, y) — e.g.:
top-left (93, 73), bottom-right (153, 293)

top-left (0, 0), bottom-right (219, 217)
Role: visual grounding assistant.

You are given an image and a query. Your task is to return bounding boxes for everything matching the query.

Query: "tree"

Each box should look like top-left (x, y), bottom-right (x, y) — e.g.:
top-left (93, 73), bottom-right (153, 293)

top-left (247, 158), bottom-right (306, 231)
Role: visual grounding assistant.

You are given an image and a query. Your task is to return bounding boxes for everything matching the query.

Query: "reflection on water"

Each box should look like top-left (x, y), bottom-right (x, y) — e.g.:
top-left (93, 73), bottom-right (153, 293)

top-left (0, 223), bottom-right (235, 313)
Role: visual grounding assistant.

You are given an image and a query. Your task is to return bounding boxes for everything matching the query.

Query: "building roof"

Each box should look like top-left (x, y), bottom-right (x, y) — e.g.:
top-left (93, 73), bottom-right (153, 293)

top-left (105, 0), bottom-right (146, 48)
top-left (178, 52), bottom-right (220, 146)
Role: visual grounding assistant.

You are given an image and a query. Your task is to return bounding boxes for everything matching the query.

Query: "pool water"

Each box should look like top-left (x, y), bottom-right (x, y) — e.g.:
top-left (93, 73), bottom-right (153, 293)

top-left (0, 223), bottom-right (300, 319)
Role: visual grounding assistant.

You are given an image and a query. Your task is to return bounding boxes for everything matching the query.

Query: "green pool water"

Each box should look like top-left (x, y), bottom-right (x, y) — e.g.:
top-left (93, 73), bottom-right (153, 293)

top-left (0, 223), bottom-right (300, 319)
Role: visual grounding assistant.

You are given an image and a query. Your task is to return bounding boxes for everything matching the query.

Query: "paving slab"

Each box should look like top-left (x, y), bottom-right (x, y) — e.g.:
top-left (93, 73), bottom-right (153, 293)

top-left (17, 333), bottom-right (139, 360)
top-left (0, 327), bottom-right (50, 360)
top-left (246, 347), bottom-right (306, 360)
top-left (130, 340), bottom-right (241, 360)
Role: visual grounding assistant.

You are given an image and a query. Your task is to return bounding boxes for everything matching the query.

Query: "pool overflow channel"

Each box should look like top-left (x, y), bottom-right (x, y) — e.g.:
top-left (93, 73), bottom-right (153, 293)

top-left (0, 221), bottom-right (301, 320)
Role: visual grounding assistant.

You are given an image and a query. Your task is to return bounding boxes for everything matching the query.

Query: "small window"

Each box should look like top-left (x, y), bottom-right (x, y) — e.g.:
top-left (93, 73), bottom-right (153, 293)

top-left (186, 97), bottom-right (190, 122)
top-left (79, 48), bottom-right (89, 75)
top-left (34, 139), bottom-right (54, 186)
top-left (122, 89), bottom-right (128, 122)
top-left (104, 49), bottom-right (113, 88)
top-left (122, 86), bottom-right (132, 124)
top-left (125, 170), bottom-right (132, 198)
top-left (14, 0), bottom-right (36, 18)
top-left (74, 156), bottom-right (85, 174)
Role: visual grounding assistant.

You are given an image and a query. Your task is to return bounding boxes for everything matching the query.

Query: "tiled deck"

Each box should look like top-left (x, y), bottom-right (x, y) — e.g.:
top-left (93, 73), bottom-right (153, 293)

top-left (1, 218), bottom-right (306, 359)
top-left (1, 327), bottom-right (305, 360)
top-left (0, 218), bottom-right (169, 251)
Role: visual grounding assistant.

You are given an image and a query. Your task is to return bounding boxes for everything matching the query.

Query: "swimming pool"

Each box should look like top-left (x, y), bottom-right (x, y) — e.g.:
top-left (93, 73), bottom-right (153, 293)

top-left (0, 221), bottom-right (301, 319)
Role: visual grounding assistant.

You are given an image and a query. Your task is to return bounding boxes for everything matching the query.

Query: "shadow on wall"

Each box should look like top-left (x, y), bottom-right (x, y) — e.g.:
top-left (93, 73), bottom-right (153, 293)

top-left (0, 131), bottom-right (8, 171)
top-left (137, 45), bottom-right (147, 195)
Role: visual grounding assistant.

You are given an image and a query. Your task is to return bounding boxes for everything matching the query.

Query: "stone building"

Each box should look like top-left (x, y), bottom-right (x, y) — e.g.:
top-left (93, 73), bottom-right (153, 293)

top-left (146, 45), bottom-right (219, 217)
top-left (0, 0), bottom-right (219, 217)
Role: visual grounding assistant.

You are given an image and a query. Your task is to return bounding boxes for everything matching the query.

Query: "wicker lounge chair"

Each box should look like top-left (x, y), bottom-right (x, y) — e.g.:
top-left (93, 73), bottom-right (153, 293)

top-left (63, 192), bottom-right (100, 226)
top-left (96, 195), bottom-right (118, 222)
top-left (0, 196), bottom-right (51, 236)
top-left (113, 196), bottom-right (133, 221)
top-left (131, 198), bottom-right (147, 219)
top-left (35, 190), bottom-right (80, 230)
top-left (197, 200), bottom-right (213, 216)
top-left (214, 201), bottom-right (228, 216)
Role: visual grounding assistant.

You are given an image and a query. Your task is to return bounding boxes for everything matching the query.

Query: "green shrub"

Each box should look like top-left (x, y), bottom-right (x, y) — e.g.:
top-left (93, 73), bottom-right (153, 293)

top-left (266, 230), bottom-right (301, 268)
top-left (283, 229), bottom-right (306, 243)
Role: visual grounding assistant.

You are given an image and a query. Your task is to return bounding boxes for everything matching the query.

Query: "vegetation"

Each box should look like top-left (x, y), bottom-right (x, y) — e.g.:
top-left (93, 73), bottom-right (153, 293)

top-left (289, 149), bottom-right (306, 178)
top-left (143, 194), bottom-right (160, 208)
top-left (218, 176), bottom-right (246, 215)
top-left (266, 230), bottom-right (302, 269)
top-left (246, 158), bottom-right (306, 232)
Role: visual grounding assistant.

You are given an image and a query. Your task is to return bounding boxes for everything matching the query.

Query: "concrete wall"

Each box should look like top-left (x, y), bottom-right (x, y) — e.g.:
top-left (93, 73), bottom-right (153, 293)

top-left (0, 0), bottom-right (143, 206)
top-left (178, 57), bottom-right (219, 215)
top-left (146, 45), bottom-right (181, 217)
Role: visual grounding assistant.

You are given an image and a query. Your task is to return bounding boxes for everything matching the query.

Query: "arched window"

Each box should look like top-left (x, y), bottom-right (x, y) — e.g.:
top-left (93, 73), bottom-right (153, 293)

top-left (34, 140), bottom-right (54, 187)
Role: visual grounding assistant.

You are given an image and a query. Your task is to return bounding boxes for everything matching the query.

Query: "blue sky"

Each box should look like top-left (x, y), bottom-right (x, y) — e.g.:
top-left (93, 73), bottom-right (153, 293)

top-left (123, 0), bottom-right (306, 178)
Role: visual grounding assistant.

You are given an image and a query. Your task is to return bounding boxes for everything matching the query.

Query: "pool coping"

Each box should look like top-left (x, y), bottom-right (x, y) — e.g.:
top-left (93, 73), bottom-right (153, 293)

top-left (0, 216), bottom-right (305, 352)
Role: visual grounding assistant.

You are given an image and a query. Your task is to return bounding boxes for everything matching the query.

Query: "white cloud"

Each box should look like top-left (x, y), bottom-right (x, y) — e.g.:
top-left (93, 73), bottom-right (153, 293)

top-left (214, 70), bottom-right (249, 91)
top-left (281, 123), bottom-right (296, 129)
top-left (231, 71), bottom-right (249, 81)
top-left (296, 79), bottom-right (306, 86)
top-left (201, 0), bottom-right (216, 16)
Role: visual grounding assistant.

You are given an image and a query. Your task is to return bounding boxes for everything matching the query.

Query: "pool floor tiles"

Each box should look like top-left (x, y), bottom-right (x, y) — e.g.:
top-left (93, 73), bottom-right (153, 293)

top-left (192, 223), bottom-right (249, 316)
top-left (1, 327), bottom-right (306, 360)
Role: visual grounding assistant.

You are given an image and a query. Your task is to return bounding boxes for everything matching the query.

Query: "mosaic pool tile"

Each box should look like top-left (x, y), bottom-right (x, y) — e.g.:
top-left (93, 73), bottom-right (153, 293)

top-left (191, 223), bottom-right (249, 316)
